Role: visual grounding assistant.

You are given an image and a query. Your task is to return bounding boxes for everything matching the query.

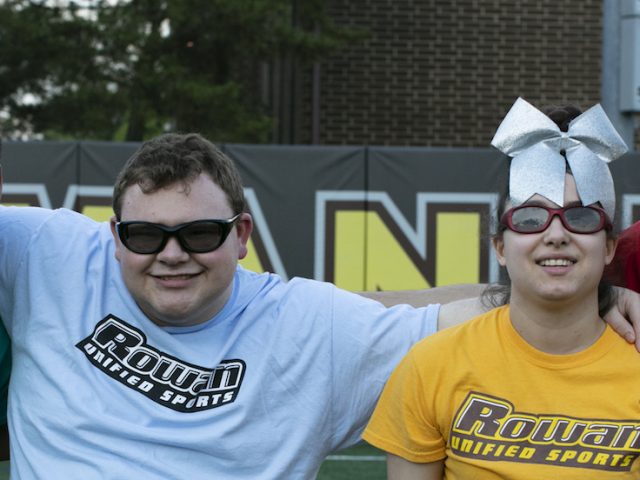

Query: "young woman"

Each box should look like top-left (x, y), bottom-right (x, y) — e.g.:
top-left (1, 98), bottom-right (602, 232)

top-left (363, 98), bottom-right (640, 479)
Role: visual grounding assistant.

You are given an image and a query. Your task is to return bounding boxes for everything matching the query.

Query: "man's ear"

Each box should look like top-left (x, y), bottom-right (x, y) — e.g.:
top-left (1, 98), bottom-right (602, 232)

top-left (235, 213), bottom-right (254, 260)
top-left (110, 216), bottom-right (123, 262)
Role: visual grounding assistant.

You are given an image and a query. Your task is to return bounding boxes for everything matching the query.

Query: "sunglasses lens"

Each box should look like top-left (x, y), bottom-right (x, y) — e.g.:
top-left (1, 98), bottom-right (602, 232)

top-left (180, 222), bottom-right (226, 252)
top-left (563, 207), bottom-right (602, 233)
top-left (507, 206), bottom-right (605, 234)
top-left (510, 207), bottom-right (550, 233)
top-left (119, 216), bottom-right (238, 254)
top-left (123, 224), bottom-right (165, 253)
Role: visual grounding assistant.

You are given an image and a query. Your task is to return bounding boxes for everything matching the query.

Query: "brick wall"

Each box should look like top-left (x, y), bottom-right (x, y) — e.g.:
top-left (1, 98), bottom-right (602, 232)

top-left (298, 0), bottom-right (602, 146)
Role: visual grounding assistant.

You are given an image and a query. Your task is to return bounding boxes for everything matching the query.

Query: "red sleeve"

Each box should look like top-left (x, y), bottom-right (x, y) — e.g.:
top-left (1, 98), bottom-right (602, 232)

top-left (604, 221), bottom-right (640, 293)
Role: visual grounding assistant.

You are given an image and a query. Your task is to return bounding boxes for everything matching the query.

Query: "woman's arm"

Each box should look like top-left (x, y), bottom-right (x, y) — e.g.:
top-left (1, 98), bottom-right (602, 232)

top-left (387, 454), bottom-right (444, 480)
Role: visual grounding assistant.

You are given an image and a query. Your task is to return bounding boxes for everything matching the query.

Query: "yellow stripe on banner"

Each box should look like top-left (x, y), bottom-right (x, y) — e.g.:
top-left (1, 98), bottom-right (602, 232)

top-left (334, 211), bottom-right (431, 291)
top-left (82, 206), bottom-right (115, 223)
top-left (364, 211), bottom-right (430, 291)
top-left (334, 211), bottom-right (367, 291)
top-left (239, 238), bottom-right (263, 273)
top-left (436, 212), bottom-right (480, 286)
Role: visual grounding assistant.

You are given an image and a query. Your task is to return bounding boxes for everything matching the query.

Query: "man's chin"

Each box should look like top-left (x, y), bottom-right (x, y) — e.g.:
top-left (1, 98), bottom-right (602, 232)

top-left (143, 303), bottom-right (201, 328)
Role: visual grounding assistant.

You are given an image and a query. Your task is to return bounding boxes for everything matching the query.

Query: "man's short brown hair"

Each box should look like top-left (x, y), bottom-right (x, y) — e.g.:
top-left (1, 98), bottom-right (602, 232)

top-left (112, 133), bottom-right (246, 219)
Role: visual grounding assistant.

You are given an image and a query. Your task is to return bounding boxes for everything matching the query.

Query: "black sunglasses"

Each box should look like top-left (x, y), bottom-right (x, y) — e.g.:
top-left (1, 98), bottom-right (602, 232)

top-left (500, 205), bottom-right (611, 235)
top-left (116, 214), bottom-right (241, 254)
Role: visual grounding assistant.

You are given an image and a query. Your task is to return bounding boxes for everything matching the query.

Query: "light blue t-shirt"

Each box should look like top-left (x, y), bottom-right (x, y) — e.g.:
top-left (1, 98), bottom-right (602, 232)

top-left (0, 206), bottom-right (438, 479)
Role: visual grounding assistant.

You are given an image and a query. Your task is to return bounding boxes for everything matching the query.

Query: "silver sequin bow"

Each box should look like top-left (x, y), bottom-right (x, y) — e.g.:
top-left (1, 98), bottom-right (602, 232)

top-left (491, 97), bottom-right (628, 220)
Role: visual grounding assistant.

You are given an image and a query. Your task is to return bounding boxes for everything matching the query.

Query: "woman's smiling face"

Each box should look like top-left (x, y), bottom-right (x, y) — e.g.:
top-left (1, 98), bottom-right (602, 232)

top-left (493, 174), bottom-right (617, 308)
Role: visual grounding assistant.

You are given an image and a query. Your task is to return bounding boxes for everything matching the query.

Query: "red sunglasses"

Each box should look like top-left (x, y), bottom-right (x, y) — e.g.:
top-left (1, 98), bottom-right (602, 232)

top-left (500, 205), bottom-right (612, 234)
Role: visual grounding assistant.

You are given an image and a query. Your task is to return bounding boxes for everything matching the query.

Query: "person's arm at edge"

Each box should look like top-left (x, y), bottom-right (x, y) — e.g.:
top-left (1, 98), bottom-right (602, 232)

top-left (604, 286), bottom-right (640, 350)
top-left (0, 324), bottom-right (9, 461)
top-left (0, 424), bottom-right (8, 461)
top-left (387, 453), bottom-right (443, 480)
top-left (0, 164), bottom-right (9, 461)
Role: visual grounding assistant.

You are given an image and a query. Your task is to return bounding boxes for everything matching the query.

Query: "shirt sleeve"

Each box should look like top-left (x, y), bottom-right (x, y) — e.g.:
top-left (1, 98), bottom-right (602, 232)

top-left (0, 206), bottom-right (55, 315)
top-left (327, 286), bottom-right (439, 450)
top-left (604, 220), bottom-right (640, 293)
top-left (362, 345), bottom-right (446, 463)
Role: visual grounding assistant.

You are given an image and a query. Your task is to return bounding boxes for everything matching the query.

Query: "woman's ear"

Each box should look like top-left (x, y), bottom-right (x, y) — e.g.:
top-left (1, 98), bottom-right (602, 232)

top-left (604, 236), bottom-right (618, 266)
top-left (493, 236), bottom-right (507, 267)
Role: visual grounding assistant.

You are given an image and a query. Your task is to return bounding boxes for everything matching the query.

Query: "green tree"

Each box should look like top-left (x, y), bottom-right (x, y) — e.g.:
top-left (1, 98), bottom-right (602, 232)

top-left (0, 0), bottom-right (361, 142)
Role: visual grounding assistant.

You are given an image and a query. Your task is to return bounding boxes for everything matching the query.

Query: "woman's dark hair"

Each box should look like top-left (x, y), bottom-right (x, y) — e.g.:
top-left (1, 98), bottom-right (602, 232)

top-left (481, 103), bottom-right (618, 317)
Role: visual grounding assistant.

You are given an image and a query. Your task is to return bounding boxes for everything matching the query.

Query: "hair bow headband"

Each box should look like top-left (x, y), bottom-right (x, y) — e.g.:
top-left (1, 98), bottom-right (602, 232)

top-left (491, 97), bottom-right (628, 220)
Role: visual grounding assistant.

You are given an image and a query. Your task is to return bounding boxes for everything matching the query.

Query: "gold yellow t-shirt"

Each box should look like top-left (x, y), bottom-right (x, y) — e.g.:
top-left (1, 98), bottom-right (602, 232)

top-left (363, 305), bottom-right (640, 479)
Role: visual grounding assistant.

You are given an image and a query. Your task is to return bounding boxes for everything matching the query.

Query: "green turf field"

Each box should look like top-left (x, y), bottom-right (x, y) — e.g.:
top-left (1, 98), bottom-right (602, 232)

top-left (0, 445), bottom-right (384, 479)
top-left (317, 442), bottom-right (386, 479)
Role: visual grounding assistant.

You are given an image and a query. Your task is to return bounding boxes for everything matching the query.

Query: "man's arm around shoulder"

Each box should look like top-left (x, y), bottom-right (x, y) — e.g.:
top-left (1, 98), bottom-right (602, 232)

top-left (360, 284), bottom-right (487, 330)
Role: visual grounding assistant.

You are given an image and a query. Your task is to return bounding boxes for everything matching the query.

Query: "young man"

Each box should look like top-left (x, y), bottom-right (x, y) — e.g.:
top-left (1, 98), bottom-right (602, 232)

top-left (0, 133), bottom-right (638, 478)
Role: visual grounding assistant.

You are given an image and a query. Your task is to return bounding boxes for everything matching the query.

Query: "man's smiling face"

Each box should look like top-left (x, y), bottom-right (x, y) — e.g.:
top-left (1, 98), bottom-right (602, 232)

top-left (111, 173), bottom-right (252, 327)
